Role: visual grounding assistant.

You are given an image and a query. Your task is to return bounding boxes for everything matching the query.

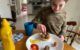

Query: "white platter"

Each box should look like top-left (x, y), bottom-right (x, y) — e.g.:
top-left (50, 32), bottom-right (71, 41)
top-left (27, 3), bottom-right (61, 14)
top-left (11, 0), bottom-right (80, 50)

top-left (26, 33), bottom-right (64, 50)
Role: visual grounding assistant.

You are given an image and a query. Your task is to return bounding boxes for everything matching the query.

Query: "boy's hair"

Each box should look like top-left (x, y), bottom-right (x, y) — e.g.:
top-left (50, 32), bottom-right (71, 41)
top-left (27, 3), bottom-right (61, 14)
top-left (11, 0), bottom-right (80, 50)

top-left (50, 0), bottom-right (68, 2)
top-left (64, 0), bottom-right (68, 2)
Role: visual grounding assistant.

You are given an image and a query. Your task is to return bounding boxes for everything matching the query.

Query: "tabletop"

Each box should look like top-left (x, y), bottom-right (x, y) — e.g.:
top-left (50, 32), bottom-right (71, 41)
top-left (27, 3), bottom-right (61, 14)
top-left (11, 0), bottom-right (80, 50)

top-left (14, 30), bottom-right (76, 50)
top-left (15, 36), bottom-right (76, 50)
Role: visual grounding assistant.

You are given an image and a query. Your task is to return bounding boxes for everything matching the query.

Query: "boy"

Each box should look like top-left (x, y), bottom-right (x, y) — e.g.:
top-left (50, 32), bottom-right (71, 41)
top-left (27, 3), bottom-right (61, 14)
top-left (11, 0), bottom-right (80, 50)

top-left (32, 0), bottom-right (68, 41)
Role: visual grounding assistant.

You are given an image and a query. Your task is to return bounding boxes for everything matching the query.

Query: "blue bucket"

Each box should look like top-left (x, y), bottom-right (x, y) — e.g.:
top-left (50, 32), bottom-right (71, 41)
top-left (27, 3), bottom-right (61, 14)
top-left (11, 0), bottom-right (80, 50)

top-left (24, 22), bottom-right (34, 36)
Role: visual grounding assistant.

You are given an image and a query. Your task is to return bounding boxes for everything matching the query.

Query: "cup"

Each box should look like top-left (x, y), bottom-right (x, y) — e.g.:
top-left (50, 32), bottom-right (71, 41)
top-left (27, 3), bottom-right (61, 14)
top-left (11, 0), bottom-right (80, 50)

top-left (24, 22), bottom-right (34, 36)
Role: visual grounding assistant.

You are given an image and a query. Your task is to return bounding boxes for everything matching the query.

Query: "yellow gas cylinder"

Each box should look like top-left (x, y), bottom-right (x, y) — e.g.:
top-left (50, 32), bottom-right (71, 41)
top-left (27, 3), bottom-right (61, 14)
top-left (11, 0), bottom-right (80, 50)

top-left (0, 19), bottom-right (15, 50)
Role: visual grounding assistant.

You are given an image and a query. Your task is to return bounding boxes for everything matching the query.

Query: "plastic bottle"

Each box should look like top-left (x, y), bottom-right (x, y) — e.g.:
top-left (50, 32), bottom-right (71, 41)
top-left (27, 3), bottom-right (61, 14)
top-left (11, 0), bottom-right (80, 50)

top-left (0, 19), bottom-right (15, 50)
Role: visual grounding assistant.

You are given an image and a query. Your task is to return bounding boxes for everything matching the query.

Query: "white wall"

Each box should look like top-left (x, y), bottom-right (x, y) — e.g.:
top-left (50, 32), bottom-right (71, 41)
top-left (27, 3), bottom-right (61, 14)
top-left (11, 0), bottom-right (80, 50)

top-left (15, 15), bottom-right (29, 30)
top-left (15, 0), bottom-right (28, 30)
top-left (64, 0), bottom-right (80, 26)
top-left (0, 0), bottom-right (12, 18)
top-left (22, 0), bottom-right (27, 4)
top-left (76, 0), bottom-right (80, 26)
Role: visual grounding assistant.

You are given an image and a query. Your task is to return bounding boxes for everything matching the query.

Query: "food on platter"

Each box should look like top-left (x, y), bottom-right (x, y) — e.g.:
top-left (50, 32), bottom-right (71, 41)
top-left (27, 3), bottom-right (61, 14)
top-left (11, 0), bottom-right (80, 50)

top-left (30, 39), bottom-right (40, 44)
top-left (40, 32), bottom-right (50, 40)
top-left (52, 41), bottom-right (57, 47)
top-left (31, 44), bottom-right (39, 50)
top-left (44, 45), bottom-right (50, 50)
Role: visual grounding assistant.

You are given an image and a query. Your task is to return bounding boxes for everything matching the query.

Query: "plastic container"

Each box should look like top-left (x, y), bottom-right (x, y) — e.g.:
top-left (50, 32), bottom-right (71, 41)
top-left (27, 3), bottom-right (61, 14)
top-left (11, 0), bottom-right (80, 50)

top-left (1, 19), bottom-right (15, 50)
top-left (24, 22), bottom-right (34, 36)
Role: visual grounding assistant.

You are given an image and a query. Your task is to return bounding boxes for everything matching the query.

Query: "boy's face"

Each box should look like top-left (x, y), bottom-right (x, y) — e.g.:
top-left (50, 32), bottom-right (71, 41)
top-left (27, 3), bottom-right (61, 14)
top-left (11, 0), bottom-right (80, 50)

top-left (51, 0), bottom-right (66, 13)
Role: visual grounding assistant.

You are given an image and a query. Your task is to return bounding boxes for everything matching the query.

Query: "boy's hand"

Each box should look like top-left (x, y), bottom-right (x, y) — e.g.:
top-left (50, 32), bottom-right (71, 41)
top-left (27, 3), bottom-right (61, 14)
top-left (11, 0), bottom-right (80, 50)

top-left (37, 24), bottom-right (46, 34)
top-left (59, 35), bottom-right (64, 42)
